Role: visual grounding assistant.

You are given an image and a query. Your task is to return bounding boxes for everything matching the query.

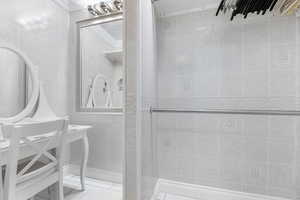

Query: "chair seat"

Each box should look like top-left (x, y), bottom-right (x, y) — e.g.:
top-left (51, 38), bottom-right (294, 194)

top-left (2, 160), bottom-right (55, 184)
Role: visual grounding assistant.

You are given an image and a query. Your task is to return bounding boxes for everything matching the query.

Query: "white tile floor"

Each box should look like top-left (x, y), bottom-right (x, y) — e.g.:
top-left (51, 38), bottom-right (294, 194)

top-left (36, 175), bottom-right (123, 200)
top-left (36, 175), bottom-right (192, 200)
top-left (64, 175), bottom-right (122, 200)
top-left (62, 176), bottom-right (191, 200)
top-left (156, 193), bottom-right (196, 200)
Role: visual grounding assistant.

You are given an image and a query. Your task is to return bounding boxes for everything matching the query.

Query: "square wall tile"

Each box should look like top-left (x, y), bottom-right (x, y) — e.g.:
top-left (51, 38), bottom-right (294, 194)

top-left (175, 131), bottom-right (196, 156)
top-left (195, 135), bottom-right (220, 159)
top-left (269, 116), bottom-right (296, 139)
top-left (244, 116), bottom-right (268, 138)
top-left (270, 45), bottom-right (296, 70)
top-left (244, 137), bottom-right (267, 162)
top-left (267, 164), bottom-right (294, 188)
top-left (242, 162), bottom-right (268, 186)
top-left (270, 70), bottom-right (296, 97)
top-left (270, 16), bottom-right (296, 45)
top-left (220, 158), bottom-right (243, 183)
top-left (268, 139), bottom-right (295, 164)
top-left (194, 157), bottom-right (220, 184)
top-left (220, 135), bottom-right (244, 160)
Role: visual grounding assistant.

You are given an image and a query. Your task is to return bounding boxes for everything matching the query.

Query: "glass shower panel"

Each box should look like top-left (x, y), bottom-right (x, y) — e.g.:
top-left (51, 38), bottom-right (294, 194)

top-left (153, 4), bottom-right (300, 200)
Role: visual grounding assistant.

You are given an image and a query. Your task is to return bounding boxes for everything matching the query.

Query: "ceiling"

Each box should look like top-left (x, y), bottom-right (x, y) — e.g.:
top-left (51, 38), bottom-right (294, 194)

top-left (155, 0), bottom-right (219, 16)
top-left (53, 0), bottom-right (110, 11)
top-left (53, 0), bottom-right (220, 15)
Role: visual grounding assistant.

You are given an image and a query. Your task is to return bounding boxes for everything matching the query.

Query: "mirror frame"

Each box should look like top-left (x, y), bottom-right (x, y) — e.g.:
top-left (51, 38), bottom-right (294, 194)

top-left (76, 13), bottom-right (124, 113)
top-left (0, 45), bottom-right (39, 123)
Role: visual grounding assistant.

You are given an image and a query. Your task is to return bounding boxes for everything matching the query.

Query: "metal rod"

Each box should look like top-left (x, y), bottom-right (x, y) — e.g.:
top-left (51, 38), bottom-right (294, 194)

top-left (150, 108), bottom-right (300, 116)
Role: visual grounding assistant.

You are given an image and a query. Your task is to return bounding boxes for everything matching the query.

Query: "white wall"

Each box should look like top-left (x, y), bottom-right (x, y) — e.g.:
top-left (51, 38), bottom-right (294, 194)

top-left (68, 9), bottom-right (124, 178)
top-left (0, 0), bottom-right (69, 116)
top-left (155, 10), bottom-right (300, 199)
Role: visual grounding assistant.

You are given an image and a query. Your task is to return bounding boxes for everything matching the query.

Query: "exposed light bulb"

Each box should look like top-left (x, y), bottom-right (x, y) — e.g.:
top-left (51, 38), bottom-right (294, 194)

top-left (87, 0), bottom-right (123, 16)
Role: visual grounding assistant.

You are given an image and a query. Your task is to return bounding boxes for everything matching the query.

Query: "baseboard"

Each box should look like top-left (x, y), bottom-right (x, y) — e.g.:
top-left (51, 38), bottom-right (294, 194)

top-left (64, 164), bottom-right (123, 184)
top-left (152, 179), bottom-right (291, 200)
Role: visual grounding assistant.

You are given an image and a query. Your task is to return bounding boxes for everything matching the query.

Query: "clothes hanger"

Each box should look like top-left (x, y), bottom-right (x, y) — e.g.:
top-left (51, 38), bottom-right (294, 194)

top-left (267, 0), bottom-right (279, 12)
top-left (280, 0), bottom-right (297, 15)
top-left (233, 0), bottom-right (260, 19)
top-left (229, 0), bottom-right (238, 10)
top-left (230, 0), bottom-right (247, 20)
top-left (283, 0), bottom-right (300, 15)
top-left (242, 0), bottom-right (258, 18)
top-left (273, 0), bottom-right (288, 13)
top-left (269, 0), bottom-right (279, 11)
top-left (254, 0), bottom-right (264, 14)
top-left (262, 0), bottom-right (275, 14)
top-left (217, 0), bottom-right (280, 20)
top-left (216, 0), bottom-right (226, 16)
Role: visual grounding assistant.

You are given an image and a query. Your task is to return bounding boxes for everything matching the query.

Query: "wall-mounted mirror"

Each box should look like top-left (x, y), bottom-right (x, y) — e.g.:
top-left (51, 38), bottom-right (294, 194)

top-left (0, 49), bottom-right (28, 117)
top-left (0, 46), bottom-right (39, 123)
top-left (77, 14), bottom-right (123, 113)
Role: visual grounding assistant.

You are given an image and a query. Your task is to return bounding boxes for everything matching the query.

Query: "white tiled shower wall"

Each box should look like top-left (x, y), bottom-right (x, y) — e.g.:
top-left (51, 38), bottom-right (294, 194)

top-left (156, 10), bottom-right (300, 199)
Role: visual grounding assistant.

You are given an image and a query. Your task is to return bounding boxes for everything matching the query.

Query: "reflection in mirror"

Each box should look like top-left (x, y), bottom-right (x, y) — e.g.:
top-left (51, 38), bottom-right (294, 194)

top-left (79, 17), bottom-right (123, 112)
top-left (0, 48), bottom-right (31, 117)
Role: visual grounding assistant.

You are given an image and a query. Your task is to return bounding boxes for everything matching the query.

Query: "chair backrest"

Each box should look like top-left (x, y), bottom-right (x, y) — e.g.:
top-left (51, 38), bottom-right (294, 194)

top-left (2, 118), bottom-right (69, 200)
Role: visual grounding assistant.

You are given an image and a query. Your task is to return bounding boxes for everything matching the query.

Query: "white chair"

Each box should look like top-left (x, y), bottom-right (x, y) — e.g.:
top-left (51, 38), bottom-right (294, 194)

top-left (2, 119), bottom-right (68, 200)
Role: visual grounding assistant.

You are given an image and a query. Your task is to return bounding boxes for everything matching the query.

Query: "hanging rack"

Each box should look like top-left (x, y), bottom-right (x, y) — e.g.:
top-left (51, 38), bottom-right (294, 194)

top-left (216, 0), bottom-right (300, 20)
top-left (150, 107), bottom-right (300, 116)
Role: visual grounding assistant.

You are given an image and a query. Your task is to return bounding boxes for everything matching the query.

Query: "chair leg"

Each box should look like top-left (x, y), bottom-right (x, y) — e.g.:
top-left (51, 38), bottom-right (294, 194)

top-left (49, 183), bottom-right (60, 200)
top-left (58, 180), bottom-right (64, 200)
top-left (49, 184), bottom-right (56, 200)
top-left (0, 168), bottom-right (3, 200)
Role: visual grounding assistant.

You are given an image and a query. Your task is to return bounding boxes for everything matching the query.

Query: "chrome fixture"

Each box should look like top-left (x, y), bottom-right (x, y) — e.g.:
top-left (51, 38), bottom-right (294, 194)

top-left (100, 2), bottom-right (113, 14)
top-left (113, 0), bottom-right (123, 11)
top-left (88, 0), bottom-right (123, 17)
top-left (88, 5), bottom-right (100, 16)
top-left (117, 78), bottom-right (124, 91)
top-left (150, 108), bottom-right (300, 116)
